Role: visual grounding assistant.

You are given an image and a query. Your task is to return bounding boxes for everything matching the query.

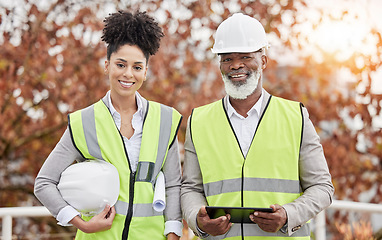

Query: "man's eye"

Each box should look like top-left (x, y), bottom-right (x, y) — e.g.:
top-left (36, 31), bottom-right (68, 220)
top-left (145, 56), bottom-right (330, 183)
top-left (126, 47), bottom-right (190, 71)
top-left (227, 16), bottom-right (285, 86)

top-left (221, 58), bottom-right (231, 62)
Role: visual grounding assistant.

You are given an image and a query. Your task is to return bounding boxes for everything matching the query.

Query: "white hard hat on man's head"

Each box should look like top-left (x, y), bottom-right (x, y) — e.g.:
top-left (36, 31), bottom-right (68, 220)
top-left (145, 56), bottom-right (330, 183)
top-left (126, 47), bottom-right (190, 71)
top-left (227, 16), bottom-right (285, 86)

top-left (57, 160), bottom-right (120, 216)
top-left (211, 13), bottom-right (269, 54)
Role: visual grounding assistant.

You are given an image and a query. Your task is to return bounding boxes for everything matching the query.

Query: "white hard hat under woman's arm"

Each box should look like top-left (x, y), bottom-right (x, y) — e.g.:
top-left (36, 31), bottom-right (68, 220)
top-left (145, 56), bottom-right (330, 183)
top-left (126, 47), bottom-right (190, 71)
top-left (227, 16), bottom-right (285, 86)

top-left (34, 128), bottom-right (84, 222)
top-left (34, 128), bottom-right (116, 233)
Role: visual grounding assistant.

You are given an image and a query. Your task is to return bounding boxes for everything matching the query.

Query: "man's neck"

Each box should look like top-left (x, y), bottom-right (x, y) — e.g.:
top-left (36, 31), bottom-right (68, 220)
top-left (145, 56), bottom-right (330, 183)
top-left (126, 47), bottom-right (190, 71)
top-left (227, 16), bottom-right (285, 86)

top-left (229, 90), bottom-right (262, 118)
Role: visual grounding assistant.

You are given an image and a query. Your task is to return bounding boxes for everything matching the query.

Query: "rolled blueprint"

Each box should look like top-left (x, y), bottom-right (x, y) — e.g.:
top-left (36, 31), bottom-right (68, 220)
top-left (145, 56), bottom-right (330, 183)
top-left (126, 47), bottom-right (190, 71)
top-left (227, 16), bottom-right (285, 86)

top-left (153, 171), bottom-right (166, 212)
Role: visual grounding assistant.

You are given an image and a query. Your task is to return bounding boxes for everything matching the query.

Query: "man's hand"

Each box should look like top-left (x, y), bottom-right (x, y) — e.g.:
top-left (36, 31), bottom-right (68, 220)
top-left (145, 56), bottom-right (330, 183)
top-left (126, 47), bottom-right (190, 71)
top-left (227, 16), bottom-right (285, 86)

top-left (249, 204), bottom-right (287, 232)
top-left (197, 206), bottom-right (232, 236)
top-left (70, 205), bottom-right (116, 233)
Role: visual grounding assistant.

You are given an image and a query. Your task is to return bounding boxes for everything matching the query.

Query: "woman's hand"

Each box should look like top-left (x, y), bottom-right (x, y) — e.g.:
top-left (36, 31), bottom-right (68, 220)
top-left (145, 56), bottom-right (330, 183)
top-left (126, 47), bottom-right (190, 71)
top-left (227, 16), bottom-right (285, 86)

top-left (167, 232), bottom-right (180, 240)
top-left (70, 205), bottom-right (116, 233)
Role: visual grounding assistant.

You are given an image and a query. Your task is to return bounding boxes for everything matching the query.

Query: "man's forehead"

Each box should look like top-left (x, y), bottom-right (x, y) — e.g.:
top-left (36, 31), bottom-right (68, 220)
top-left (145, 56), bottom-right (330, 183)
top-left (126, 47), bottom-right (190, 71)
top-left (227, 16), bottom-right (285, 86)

top-left (219, 52), bottom-right (255, 57)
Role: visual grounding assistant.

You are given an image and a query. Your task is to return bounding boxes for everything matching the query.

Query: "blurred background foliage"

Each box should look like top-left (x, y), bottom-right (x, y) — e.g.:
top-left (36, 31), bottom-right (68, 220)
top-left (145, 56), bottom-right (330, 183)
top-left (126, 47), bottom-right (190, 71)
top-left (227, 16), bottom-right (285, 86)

top-left (0, 0), bottom-right (381, 239)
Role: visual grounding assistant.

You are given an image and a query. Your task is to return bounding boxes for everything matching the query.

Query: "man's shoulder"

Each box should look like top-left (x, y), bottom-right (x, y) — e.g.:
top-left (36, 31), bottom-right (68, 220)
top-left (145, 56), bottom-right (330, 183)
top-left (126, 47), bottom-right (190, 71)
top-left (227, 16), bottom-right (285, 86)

top-left (270, 95), bottom-right (303, 110)
top-left (191, 99), bottom-right (224, 122)
top-left (271, 95), bottom-right (299, 104)
top-left (193, 99), bottom-right (223, 111)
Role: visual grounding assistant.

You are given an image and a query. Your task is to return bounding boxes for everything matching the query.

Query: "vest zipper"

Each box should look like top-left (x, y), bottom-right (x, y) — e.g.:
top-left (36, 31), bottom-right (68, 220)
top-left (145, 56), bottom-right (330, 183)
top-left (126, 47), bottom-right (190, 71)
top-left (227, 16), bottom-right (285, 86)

top-left (122, 171), bottom-right (136, 239)
top-left (241, 164), bottom-right (245, 240)
top-left (102, 98), bottom-right (138, 239)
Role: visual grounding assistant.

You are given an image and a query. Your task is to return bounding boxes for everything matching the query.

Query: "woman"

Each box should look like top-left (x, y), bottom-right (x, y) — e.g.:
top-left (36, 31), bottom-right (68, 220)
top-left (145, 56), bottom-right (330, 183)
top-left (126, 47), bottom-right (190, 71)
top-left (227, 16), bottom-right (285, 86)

top-left (34, 11), bottom-right (182, 240)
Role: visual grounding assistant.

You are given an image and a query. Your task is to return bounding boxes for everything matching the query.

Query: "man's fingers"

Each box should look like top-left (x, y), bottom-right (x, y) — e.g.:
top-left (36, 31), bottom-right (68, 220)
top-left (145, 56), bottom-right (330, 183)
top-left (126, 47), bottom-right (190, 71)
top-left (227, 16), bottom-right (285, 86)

top-left (198, 206), bottom-right (208, 217)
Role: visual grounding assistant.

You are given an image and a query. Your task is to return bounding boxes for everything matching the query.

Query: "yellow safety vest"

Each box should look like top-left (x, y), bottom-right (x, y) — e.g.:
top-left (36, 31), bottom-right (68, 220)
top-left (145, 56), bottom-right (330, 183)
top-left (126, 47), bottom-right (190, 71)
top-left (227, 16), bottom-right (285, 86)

top-left (191, 96), bottom-right (309, 240)
top-left (68, 97), bottom-right (182, 240)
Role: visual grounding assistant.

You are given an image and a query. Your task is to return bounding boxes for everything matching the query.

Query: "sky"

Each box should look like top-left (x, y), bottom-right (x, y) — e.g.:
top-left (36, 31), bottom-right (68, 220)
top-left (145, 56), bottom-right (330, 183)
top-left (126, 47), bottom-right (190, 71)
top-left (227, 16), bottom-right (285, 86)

top-left (285, 0), bottom-right (382, 95)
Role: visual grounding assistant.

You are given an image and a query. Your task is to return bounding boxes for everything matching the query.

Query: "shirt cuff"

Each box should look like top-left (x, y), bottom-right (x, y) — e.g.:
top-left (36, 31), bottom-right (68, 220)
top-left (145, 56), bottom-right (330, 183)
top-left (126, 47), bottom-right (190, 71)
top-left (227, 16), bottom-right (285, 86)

top-left (280, 222), bottom-right (288, 234)
top-left (195, 216), bottom-right (209, 238)
top-left (56, 206), bottom-right (81, 226)
top-left (164, 220), bottom-right (183, 237)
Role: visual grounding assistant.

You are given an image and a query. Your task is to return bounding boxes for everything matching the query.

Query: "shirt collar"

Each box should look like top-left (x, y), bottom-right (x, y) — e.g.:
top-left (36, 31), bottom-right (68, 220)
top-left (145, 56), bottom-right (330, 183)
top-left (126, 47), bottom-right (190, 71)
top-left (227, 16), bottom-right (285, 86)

top-left (226, 89), bottom-right (264, 119)
top-left (107, 90), bottom-right (143, 117)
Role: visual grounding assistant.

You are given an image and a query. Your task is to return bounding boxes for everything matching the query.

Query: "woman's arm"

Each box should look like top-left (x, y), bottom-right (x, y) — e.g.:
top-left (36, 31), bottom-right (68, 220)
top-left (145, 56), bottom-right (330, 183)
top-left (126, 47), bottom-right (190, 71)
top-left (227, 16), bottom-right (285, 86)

top-left (162, 136), bottom-right (183, 238)
top-left (34, 128), bottom-right (82, 218)
top-left (35, 128), bottom-right (117, 232)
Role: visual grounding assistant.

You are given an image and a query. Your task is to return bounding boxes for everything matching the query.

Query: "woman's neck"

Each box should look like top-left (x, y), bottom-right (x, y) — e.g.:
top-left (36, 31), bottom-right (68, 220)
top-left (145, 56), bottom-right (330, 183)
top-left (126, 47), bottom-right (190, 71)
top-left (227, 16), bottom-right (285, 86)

top-left (110, 92), bottom-right (137, 113)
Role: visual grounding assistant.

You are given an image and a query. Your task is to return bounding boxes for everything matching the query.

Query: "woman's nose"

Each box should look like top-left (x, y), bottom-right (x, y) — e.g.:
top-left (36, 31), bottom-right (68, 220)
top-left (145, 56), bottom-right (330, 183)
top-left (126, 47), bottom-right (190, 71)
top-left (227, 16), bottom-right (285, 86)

top-left (123, 69), bottom-right (133, 78)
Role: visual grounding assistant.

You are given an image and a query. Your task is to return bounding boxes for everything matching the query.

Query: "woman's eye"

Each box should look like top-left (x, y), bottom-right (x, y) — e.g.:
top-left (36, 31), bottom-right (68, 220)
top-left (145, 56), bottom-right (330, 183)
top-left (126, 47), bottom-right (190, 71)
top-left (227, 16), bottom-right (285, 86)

top-left (134, 66), bottom-right (143, 71)
top-left (117, 63), bottom-right (125, 68)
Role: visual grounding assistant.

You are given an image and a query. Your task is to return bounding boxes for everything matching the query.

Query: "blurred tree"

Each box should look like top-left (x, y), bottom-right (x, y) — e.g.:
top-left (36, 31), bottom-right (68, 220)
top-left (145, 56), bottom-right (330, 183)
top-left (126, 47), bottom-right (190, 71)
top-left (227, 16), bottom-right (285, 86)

top-left (0, 0), bottom-right (381, 239)
top-left (0, 1), bottom-right (108, 237)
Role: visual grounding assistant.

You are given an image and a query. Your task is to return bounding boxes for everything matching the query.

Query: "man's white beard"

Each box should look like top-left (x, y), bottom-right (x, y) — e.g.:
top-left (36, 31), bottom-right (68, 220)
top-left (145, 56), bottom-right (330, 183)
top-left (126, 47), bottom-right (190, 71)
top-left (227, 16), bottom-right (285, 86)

top-left (222, 69), bottom-right (261, 100)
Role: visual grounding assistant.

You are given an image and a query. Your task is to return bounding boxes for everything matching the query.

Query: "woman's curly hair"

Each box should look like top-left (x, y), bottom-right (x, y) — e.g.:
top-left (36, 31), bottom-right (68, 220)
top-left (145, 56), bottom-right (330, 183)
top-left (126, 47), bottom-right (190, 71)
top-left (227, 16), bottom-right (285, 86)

top-left (101, 11), bottom-right (164, 61)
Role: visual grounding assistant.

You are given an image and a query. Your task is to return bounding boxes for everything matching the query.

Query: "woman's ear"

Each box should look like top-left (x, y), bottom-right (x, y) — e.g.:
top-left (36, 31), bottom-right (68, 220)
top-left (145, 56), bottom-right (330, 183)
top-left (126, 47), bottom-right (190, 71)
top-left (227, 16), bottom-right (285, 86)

top-left (144, 66), bottom-right (148, 81)
top-left (104, 60), bottom-right (109, 74)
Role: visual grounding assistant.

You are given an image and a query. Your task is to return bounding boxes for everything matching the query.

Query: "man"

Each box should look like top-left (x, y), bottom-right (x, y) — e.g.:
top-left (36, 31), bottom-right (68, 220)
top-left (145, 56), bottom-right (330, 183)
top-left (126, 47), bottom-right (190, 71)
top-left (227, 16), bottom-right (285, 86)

top-left (181, 13), bottom-right (334, 239)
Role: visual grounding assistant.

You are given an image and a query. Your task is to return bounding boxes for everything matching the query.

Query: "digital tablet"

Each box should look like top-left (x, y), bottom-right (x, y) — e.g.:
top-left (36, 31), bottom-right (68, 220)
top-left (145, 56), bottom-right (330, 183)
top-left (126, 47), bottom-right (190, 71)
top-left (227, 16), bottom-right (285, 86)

top-left (206, 206), bottom-right (274, 224)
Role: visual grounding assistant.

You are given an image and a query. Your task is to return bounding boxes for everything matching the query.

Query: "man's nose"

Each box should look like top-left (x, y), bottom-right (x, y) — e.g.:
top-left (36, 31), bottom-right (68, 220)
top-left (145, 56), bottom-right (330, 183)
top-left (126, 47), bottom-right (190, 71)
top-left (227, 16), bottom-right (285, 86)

top-left (230, 59), bottom-right (244, 70)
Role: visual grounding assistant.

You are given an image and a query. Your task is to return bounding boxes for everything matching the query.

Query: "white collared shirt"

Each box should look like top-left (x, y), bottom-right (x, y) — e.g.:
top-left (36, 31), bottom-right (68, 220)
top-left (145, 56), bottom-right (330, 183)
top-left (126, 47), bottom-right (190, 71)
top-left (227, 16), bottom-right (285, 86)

top-left (226, 90), bottom-right (264, 157)
top-left (107, 91), bottom-right (143, 172)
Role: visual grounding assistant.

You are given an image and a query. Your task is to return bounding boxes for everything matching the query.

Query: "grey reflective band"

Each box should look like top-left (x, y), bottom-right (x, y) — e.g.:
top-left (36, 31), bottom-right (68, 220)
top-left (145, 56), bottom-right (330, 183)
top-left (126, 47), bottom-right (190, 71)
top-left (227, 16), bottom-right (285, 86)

top-left (81, 106), bottom-right (104, 160)
top-left (136, 161), bottom-right (155, 183)
top-left (204, 177), bottom-right (301, 197)
top-left (153, 104), bottom-right (173, 179)
top-left (244, 178), bottom-right (302, 193)
top-left (114, 200), bottom-right (163, 217)
top-left (135, 104), bottom-right (173, 184)
top-left (203, 223), bottom-right (309, 239)
top-left (243, 224), bottom-right (310, 237)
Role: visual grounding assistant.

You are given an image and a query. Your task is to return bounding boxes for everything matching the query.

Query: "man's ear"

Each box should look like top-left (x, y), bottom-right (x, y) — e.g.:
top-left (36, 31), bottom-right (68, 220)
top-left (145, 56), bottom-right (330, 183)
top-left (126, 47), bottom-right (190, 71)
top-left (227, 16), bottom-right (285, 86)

top-left (261, 55), bottom-right (268, 69)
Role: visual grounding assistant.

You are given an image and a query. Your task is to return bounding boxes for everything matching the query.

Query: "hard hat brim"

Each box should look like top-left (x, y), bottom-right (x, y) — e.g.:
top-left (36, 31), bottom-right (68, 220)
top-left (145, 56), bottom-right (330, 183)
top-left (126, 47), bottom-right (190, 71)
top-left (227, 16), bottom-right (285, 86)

top-left (211, 44), bottom-right (268, 54)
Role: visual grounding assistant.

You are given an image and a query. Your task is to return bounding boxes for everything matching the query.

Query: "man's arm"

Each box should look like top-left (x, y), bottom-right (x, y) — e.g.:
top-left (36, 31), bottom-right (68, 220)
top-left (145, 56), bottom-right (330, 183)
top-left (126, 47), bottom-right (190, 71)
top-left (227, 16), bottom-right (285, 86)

top-left (282, 107), bottom-right (334, 234)
top-left (180, 117), bottom-right (208, 233)
top-left (181, 116), bottom-right (232, 237)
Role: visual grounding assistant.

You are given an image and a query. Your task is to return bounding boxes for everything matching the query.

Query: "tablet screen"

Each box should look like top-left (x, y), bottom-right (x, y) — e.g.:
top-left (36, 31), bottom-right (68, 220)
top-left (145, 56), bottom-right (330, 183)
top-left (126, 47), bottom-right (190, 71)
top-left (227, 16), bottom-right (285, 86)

top-left (206, 206), bottom-right (274, 224)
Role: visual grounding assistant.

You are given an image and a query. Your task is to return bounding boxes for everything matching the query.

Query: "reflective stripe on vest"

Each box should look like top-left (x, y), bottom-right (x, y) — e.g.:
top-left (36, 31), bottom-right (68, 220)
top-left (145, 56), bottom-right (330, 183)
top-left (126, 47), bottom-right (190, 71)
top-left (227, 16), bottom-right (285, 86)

top-left (114, 200), bottom-right (163, 217)
top-left (136, 103), bottom-right (174, 184)
top-left (207, 223), bottom-right (310, 240)
top-left (191, 96), bottom-right (309, 239)
top-left (204, 177), bottom-right (302, 197)
top-left (68, 98), bottom-right (182, 240)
